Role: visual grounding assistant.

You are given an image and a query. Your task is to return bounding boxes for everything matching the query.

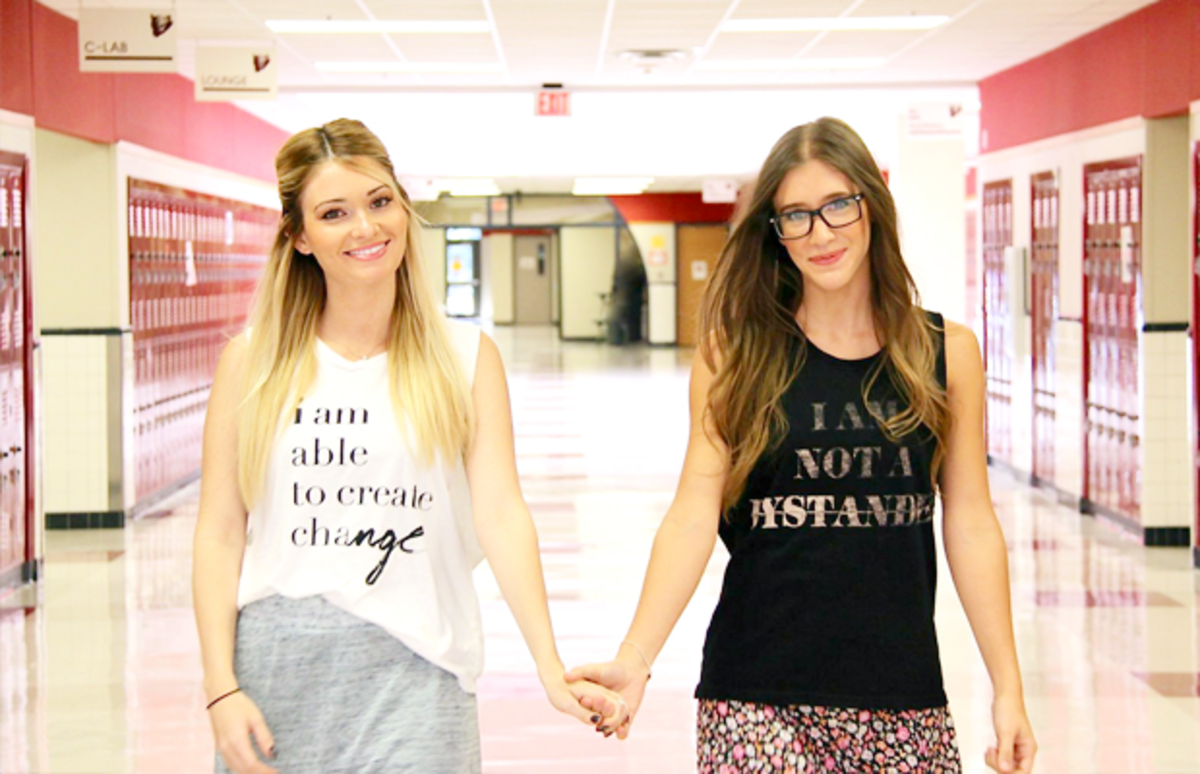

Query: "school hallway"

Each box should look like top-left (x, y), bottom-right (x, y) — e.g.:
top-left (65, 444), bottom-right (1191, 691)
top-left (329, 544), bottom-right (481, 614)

top-left (2, 324), bottom-right (1198, 774)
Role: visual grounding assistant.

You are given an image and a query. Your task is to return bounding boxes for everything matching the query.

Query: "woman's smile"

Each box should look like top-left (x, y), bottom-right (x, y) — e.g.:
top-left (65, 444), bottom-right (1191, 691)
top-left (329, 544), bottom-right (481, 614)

top-left (344, 239), bottom-right (391, 261)
top-left (808, 248), bottom-right (846, 268)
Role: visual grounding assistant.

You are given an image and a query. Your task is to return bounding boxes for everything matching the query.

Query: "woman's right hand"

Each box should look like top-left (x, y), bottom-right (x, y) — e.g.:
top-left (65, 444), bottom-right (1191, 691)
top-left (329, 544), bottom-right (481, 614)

top-left (564, 657), bottom-right (651, 740)
top-left (208, 691), bottom-right (278, 774)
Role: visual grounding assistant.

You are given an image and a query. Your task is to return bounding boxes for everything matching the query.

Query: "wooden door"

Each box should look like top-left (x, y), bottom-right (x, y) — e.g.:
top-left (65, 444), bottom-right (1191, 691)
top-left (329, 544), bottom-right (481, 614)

top-left (676, 224), bottom-right (727, 347)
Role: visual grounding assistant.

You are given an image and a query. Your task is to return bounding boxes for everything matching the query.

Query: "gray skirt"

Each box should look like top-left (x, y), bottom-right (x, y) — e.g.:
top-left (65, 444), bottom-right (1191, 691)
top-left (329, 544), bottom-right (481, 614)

top-left (215, 595), bottom-right (480, 774)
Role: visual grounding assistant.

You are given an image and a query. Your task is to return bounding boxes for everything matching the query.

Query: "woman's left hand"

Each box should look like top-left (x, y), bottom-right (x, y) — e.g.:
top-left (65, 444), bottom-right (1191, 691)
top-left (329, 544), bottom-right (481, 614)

top-left (984, 694), bottom-right (1036, 773)
top-left (540, 666), bottom-right (629, 735)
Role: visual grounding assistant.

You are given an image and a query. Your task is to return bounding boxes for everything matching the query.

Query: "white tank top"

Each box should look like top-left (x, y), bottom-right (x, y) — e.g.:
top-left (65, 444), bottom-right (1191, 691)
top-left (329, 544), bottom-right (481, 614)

top-left (237, 319), bottom-right (484, 692)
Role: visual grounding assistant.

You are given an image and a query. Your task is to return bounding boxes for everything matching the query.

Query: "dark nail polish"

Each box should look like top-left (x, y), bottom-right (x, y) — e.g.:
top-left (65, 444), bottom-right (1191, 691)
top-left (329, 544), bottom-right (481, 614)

top-left (590, 714), bottom-right (601, 723)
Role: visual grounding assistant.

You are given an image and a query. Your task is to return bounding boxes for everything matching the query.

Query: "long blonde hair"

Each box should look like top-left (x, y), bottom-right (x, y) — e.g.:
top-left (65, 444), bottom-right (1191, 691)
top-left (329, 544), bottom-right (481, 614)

top-left (237, 118), bottom-right (474, 508)
top-left (699, 117), bottom-right (951, 513)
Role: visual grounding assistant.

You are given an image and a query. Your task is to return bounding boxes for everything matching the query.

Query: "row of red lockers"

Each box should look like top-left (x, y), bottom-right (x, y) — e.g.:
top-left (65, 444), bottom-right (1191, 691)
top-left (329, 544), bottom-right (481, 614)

top-left (0, 158), bottom-right (28, 575)
top-left (1030, 171), bottom-right (1059, 485)
top-left (128, 180), bottom-right (272, 504)
top-left (981, 157), bottom-right (1143, 523)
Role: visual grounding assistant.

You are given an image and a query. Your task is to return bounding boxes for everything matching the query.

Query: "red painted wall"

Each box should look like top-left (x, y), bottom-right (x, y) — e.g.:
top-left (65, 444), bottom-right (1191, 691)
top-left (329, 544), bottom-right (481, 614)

top-left (2, 0), bottom-right (286, 183)
top-left (31, 2), bottom-right (117, 143)
top-left (980, 0), bottom-right (1200, 153)
top-left (609, 192), bottom-right (734, 224)
top-left (0, 0), bottom-right (35, 115)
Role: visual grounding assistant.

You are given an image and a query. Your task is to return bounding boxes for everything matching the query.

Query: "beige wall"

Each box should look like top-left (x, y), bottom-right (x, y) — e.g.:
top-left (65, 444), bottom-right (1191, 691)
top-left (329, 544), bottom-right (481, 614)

top-left (484, 232), bottom-right (514, 323)
top-left (1142, 116), bottom-right (1190, 324)
top-left (560, 227), bottom-right (614, 339)
top-left (419, 225), bottom-right (447, 309)
top-left (34, 129), bottom-right (121, 330)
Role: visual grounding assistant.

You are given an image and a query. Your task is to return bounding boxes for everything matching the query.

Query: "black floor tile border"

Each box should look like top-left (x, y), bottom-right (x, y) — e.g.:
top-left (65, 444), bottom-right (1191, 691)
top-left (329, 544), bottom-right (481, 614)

top-left (1144, 527), bottom-right (1191, 547)
top-left (46, 511), bottom-right (125, 530)
top-left (1081, 500), bottom-right (1191, 547)
top-left (0, 559), bottom-right (40, 589)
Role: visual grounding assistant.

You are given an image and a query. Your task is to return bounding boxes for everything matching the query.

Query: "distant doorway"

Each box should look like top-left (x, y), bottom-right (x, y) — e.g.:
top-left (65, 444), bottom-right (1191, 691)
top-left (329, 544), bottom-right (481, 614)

top-left (514, 234), bottom-right (553, 324)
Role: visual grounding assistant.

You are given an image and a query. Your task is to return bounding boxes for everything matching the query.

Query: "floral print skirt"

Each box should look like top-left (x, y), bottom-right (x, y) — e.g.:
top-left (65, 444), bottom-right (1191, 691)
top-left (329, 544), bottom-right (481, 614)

top-left (697, 699), bottom-right (961, 773)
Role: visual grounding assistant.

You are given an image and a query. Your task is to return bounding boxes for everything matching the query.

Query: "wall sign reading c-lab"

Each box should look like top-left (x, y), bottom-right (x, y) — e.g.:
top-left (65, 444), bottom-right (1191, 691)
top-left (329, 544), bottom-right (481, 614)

top-left (78, 8), bottom-right (177, 73)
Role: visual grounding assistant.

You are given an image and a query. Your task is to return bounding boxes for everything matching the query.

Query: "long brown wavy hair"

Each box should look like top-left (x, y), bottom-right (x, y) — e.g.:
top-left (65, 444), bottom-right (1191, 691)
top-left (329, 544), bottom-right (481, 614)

top-left (237, 118), bottom-right (474, 508)
top-left (699, 117), bottom-right (951, 513)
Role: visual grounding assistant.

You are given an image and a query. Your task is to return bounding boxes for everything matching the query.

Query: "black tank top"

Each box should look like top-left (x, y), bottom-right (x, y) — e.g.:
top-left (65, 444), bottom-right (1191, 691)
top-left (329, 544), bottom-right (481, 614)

top-left (695, 312), bottom-right (947, 710)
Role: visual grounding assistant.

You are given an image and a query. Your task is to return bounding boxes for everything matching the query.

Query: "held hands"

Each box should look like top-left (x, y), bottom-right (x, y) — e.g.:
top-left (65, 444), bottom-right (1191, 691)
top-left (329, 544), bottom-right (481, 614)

top-left (564, 651), bottom-right (652, 740)
top-left (539, 663), bottom-right (630, 734)
top-left (984, 694), bottom-right (1037, 773)
top-left (207, 690), bottom-right (278, 774)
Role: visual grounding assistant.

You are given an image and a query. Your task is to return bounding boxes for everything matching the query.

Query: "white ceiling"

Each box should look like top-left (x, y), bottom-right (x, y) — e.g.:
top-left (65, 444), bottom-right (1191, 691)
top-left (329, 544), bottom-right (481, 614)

top-left (53, 0), bottom-right (1161, 191)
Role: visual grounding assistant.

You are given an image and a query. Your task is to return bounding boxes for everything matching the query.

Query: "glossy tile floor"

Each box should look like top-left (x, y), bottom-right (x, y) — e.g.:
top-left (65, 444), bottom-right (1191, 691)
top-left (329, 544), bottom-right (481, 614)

top-left (4, 324), bottom-right (1200, 773)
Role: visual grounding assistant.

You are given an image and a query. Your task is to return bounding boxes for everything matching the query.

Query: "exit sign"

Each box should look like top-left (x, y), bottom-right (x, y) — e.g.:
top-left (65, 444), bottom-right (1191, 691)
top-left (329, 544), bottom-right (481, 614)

top-left (536, 90), bottom-right (570, 116)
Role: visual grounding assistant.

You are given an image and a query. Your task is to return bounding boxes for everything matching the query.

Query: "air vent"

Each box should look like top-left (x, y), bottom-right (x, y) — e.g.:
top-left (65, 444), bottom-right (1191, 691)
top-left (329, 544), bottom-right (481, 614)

top-left (617, 48), bottom-right (688, 73)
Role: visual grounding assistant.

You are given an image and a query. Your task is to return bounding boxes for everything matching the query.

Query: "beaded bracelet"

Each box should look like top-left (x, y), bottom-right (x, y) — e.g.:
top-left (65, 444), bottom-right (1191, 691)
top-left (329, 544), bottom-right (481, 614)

top-left (206, 687), bottom-right (242, 710)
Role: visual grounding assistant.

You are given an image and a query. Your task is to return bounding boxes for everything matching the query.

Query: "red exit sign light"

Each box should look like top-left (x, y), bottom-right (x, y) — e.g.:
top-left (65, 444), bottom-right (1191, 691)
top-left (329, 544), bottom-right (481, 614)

top-left (536, 90), bottom-right (570, 116)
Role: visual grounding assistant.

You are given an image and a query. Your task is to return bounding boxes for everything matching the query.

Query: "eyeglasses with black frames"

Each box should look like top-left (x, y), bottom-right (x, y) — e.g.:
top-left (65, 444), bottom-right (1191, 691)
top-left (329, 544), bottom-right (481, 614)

top-left (769, 193), bottom-right (865, 240)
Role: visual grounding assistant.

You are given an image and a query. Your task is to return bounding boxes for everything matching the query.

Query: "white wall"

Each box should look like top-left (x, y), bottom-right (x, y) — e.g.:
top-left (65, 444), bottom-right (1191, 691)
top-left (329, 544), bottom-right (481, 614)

top-left (892, 120), bottom-right (967, 325)
top-left (249, 87), bottom-right (980, 191)
top-left (977, 117), bottom-right (1146, 498)
top-left (978, 117), bottom-right (1144, 320)
top-left (628, 222), bottom-right (675, 344)
top-left (976, 117), bottom-right (1197, 535)
top-left (560, 227), bottom-right (615, 340)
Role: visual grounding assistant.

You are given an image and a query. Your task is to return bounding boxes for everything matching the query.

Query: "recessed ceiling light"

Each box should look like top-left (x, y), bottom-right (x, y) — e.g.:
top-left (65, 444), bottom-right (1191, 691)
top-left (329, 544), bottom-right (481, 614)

top-left (721, 16), bottom-right (949, 32)
top-left (316, 61), bottom-right (502, 74)
top-left (573, 177), bottom-right (655, 196)
top-left (697, 58), bottom-right (886, 71)
top-left (267, 20), bottom-right (491, 34)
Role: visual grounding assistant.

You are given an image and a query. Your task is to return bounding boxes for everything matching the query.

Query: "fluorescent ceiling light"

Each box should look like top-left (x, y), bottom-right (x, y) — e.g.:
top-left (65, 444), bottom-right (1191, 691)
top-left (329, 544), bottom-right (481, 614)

top-left (436, 179), bottom-right (501, 197)
top-left (267, 20), bottom-right (491, 34)
top-left (573, 177), bottom-right (655, 196)
top-left (697, 58), bottom-right (886, 71)
top-left (316, 61), bottom-right (502, 74)
top-left (722, 16), bottom-right (949, 33)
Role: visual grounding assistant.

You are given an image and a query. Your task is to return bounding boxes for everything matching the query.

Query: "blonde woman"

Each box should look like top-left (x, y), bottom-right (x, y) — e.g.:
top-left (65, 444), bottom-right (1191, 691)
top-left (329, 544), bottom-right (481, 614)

top-left (568, 118), bottom-right (1036, 773)
top-left (193, 119), bottom-right (625, 774)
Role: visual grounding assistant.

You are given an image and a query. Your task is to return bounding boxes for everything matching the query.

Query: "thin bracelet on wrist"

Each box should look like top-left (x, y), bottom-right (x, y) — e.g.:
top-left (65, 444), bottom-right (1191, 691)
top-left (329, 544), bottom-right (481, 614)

top-left (206, 687), bottom-right (242, 710)
top-left (621, 640), bottom-right (653, 680)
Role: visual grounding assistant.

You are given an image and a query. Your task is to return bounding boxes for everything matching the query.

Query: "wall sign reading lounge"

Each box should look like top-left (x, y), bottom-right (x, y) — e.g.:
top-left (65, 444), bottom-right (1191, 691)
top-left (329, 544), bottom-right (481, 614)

top-left (196, 47), bottom-right (278, 101)
top-left (78, 8), bottom-right (177, 73)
